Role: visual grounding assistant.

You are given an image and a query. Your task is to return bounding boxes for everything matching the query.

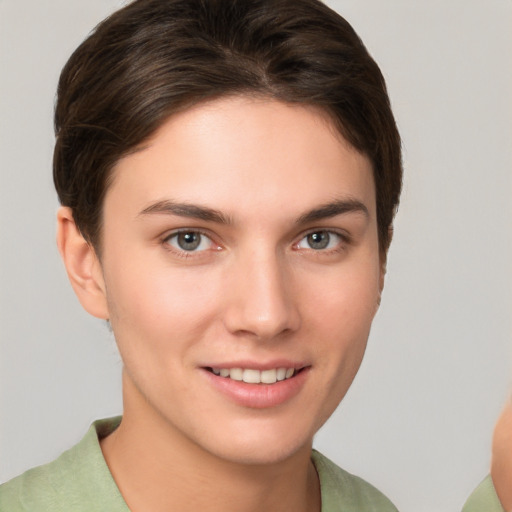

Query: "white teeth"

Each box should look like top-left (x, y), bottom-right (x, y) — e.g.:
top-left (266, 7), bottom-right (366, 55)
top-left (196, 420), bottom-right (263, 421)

top-left (276, 368), bottom-right (287, 381)
top-left (230, 368), bottom-right (243, 381)
top-left (242, 369), bottom-right (261, 384)
top-left (261, 369), bottom-right (277, 384)
top-left (212, 367), bottom-right (297, 384)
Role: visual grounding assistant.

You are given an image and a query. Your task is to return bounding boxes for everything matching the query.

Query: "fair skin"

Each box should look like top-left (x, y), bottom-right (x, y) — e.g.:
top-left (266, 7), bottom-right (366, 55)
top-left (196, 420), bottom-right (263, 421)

top-left (57, 96), bottom-right (385, 512)
top-left (491, 399), bottom-right (512, 510)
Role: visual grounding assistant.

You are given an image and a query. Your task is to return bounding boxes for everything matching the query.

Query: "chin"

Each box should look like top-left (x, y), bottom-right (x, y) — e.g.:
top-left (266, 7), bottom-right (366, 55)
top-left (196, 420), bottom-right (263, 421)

top-left (211, 442), bottom-right (310, 467)
top-left (196, 421), bottom-right (316, 467)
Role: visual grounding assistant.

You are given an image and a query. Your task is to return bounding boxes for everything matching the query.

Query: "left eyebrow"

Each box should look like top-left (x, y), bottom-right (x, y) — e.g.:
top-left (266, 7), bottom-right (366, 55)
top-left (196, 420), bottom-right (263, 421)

top-left (296, 198), bottom-right (369, 225)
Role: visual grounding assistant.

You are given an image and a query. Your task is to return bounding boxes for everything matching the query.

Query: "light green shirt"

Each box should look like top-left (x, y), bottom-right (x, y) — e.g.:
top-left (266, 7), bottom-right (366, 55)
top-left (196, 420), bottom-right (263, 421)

top-left (462, 475), bottom-right (505, 512)
top-left (0, 417), bottom-right (398, 512)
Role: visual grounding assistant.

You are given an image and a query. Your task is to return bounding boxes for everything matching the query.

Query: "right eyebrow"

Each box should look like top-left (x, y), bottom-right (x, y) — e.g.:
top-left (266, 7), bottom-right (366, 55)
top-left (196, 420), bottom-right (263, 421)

top-left (138, 200), bottom-right (231, 224)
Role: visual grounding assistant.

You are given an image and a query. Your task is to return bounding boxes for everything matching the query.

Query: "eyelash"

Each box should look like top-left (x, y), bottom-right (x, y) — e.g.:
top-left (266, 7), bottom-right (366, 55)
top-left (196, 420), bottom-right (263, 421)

top-left (294, 229), bottom-right (351, 254)
top-left (161, 229), bottom-right (220, 258)
top-left (161, 228), bottom-right (351, 259)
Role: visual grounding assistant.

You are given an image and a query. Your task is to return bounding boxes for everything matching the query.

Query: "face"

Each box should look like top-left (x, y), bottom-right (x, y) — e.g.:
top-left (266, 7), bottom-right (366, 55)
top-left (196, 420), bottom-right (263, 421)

top-left (95, 96), bottom-right (383, 465)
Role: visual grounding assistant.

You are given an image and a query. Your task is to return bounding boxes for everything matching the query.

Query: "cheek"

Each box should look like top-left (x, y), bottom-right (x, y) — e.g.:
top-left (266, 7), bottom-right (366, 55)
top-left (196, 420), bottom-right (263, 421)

top-left (305, 284), bottom-right (375, 434)
top-left (104, 258), bottom-right (221, 350)
top-left (302, 257), bottom-right (380, 383)
top-left (305, 260), bottom-right (381, 332)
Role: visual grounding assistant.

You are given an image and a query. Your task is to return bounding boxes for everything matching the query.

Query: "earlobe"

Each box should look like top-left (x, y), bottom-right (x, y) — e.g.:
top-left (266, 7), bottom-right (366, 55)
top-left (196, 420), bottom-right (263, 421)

top-left (56, 207), bottom-right (109, 319)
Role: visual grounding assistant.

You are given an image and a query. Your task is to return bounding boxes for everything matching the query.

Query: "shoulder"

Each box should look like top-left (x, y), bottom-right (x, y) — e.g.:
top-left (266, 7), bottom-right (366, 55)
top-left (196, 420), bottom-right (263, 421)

top-left (0, 417), bottom-right (126, 512)
top-left (0, 457), bottom-right (70, 512)
top-left (311, 450), bottom-right (399, 512)
top-left (462, 475), bottom-right (505, 512)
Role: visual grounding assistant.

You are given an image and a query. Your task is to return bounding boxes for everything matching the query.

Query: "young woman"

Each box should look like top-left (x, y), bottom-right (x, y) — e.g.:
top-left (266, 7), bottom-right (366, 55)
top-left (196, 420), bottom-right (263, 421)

top-left (0, 1), bottom-right (402, 510)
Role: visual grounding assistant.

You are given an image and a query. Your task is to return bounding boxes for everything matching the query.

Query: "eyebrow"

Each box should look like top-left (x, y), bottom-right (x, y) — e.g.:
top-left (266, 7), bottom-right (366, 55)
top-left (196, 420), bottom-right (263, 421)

top-left (138, 200), bottom-right (230, 224)
top-left (295, 198), bottom-right (369, 225)
top-left (138, 197), bottom-right (368, 225)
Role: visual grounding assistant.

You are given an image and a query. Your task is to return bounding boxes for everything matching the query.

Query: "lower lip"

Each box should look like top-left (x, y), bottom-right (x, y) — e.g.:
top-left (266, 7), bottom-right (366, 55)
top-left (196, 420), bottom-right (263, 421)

top-left (202, 368), bottom-right (310, 409)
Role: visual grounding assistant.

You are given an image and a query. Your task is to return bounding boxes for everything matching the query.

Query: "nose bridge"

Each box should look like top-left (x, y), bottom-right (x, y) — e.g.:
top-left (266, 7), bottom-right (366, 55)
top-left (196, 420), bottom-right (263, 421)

top-left (224, 244), bottom-right (300, 339)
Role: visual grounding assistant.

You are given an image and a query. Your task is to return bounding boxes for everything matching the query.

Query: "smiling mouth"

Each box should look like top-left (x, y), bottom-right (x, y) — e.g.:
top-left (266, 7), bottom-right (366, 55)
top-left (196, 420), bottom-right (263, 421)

top-left (205, 367), bottom-right (302, 384)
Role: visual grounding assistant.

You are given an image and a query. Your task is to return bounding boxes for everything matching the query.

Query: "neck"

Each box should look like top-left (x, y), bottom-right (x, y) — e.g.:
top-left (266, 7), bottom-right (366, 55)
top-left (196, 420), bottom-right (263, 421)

top-left (100, 373), bottom-right (321, 512)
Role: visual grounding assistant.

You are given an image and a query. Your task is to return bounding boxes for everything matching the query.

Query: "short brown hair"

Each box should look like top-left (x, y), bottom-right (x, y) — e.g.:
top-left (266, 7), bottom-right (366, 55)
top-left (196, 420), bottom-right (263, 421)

top-left (53, 0), bottom-right (402, 253)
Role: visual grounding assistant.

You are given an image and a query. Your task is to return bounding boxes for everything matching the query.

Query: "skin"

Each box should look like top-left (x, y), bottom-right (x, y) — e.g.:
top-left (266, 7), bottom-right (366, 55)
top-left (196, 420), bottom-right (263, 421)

top-left (57, 96), bottom-right (385, 512)
top-left (491, 399), bottom-right (512, 509)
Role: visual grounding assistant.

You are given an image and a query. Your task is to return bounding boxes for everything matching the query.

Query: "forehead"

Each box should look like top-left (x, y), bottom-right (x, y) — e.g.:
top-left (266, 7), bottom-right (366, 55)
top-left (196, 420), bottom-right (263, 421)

top-left (107, 96), bottom-right (376, 222)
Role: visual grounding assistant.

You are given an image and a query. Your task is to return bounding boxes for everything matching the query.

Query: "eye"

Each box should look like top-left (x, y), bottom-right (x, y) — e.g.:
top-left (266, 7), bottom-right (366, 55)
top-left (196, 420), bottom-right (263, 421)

top-left (164, 231), bottom-right (215, 252)
top-left (296, 230), bottom-right (343, 251)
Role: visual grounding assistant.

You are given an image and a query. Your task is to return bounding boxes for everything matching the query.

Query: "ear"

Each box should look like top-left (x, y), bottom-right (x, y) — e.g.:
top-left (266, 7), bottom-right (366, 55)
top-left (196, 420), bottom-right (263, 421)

top-left (375, 260), bottom-right (385, 313)
top-left (376, 227), bottom-right (393, 309)
top-left (56, 207), bottom-right (109, 319)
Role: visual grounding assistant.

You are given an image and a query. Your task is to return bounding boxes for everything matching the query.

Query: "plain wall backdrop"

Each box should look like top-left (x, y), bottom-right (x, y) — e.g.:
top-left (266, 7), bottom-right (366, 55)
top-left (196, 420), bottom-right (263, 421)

top-left (1, 1), bottom-right (511, 511)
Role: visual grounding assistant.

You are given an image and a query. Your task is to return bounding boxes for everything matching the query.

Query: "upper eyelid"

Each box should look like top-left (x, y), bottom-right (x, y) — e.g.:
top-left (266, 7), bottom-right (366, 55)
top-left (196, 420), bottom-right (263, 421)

top-left (159, 227), bottom-right (351, 250)
top-left (161, 229), bottom-right (220, 257)
top-left (292, 229), bottom-right (351, 254)
top-left (162, 227), bottom-right (215, 242)
top-left (297, 227), bottom-right (351, 242)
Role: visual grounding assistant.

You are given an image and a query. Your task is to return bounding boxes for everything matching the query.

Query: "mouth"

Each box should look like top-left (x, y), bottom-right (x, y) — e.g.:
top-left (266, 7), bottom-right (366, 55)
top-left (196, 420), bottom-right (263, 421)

top-left (202, 365), bottom-right (310, 408)
top-left (204, 367), bottom-right (303, 384)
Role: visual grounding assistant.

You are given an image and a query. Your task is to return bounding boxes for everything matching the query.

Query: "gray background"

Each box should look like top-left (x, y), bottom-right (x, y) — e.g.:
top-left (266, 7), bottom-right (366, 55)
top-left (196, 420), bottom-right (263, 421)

top-left (1, 1), bottom-right (511, 511)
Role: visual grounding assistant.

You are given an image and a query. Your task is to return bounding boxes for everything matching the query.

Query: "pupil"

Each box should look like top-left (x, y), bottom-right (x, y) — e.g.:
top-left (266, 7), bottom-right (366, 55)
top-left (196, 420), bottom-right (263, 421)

top-left (178, 232), bottom-right (200, 250)
top-left (308, 231), bottom-right (329, 250)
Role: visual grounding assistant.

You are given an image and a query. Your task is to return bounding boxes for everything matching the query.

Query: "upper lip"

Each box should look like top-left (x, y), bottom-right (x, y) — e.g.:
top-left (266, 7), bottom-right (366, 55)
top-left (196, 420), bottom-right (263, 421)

top-left (200, 360), bottom-right (309, 371)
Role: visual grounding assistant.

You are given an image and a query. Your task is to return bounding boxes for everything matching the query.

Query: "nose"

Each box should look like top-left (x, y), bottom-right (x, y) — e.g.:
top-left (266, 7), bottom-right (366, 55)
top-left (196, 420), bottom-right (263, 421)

top-left (222, 250), bottom-right (301, 340)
